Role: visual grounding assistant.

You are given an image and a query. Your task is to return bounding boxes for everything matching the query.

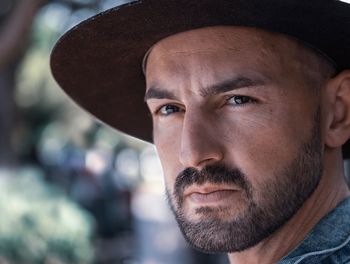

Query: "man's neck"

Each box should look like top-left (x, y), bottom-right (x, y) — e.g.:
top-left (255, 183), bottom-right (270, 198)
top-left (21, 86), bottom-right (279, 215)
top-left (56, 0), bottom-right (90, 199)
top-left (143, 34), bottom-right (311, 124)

top-left (228, 151), bottom-right (350, 264)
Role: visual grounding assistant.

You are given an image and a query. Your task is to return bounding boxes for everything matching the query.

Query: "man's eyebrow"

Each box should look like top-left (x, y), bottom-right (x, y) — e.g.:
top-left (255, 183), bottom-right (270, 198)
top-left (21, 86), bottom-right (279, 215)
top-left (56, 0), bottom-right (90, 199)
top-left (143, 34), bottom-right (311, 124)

top-left (144, 86), bottom-right (177, 101)
top-left (200, 76), bottom-right (267, 97)
top-left (144, 76), bottom-right (267, 101)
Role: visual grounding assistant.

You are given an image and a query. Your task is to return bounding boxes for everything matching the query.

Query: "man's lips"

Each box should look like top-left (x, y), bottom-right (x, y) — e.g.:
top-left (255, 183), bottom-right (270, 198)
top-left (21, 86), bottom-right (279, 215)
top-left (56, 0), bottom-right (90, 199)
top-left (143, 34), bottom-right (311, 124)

top-left (183, 185), bottom-right (239, 204)
top-left (189, 190), bottom-right (238, 204)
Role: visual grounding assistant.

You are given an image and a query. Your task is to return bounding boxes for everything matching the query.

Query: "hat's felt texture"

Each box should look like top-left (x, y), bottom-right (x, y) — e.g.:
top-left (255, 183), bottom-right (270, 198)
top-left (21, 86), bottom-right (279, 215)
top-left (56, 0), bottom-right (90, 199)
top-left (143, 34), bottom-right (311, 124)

top-left (50, 0), bottom-right (350, 158)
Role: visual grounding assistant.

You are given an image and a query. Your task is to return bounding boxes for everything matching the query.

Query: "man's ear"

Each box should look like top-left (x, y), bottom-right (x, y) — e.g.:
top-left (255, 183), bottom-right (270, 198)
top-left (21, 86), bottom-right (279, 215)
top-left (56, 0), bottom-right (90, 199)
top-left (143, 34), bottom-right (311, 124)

top-left (325, 70), bottom-right (350, 149)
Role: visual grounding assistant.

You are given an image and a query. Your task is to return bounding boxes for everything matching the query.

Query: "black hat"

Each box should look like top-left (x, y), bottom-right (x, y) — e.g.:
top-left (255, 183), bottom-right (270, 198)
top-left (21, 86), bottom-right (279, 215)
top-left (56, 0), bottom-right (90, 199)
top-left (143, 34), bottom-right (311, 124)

top-left (50, 0), bottom-right (350, 158)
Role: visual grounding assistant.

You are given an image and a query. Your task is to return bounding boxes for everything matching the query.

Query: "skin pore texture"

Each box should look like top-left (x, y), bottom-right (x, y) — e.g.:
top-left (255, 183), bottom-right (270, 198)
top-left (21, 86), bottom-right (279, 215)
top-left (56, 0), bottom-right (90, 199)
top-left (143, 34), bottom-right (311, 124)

top-left (144, 26), bottom-right (350, 264)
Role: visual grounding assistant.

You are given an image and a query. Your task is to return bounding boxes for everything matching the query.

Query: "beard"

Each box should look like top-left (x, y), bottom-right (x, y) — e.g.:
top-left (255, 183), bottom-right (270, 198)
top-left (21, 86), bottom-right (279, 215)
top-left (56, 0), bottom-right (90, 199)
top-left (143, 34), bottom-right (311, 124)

top-left (165, 109), bottom-right (323, 253)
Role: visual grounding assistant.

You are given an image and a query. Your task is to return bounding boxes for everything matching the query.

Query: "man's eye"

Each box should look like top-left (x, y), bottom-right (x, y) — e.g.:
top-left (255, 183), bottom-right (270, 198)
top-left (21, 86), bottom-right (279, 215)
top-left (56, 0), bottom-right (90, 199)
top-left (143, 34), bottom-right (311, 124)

top-left (158, 105), bottom-right (181, 116)
top-left (228, 95), bottom-right (254, 105)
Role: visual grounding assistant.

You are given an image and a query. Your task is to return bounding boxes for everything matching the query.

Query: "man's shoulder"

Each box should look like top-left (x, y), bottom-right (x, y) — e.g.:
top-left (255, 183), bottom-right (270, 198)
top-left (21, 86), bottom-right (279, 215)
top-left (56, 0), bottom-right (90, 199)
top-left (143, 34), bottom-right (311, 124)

top-left (281, 235), bottom-right (350, 264)
top-left (280, 197), bottom-right (350, 264)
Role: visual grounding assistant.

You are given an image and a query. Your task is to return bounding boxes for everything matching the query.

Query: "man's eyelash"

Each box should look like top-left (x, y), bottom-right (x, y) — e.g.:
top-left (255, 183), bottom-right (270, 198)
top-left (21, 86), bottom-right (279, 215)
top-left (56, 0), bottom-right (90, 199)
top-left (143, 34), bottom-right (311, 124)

top-left (155, 104), bottom-right (182, 116)
top-left (226, 95), bottom-right (258, 105)
top-left (153, 95), bottom-right (257, 116)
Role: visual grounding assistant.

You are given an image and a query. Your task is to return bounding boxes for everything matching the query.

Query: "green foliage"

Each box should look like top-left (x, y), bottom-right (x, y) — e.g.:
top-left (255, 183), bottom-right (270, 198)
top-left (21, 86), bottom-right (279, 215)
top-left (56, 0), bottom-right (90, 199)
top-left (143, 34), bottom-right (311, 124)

top-left (0, 168), bottom-right (95, 264)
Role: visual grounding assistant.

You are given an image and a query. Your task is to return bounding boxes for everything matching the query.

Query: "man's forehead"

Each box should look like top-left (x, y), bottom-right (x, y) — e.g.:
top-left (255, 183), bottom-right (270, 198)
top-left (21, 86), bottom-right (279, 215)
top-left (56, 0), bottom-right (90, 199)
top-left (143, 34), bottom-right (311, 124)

top-left (144, 26), bottom-right (309, 81)
top-left (144, 26), bottom-right (305, 88)
top-left (147, 26), bottom-right (296, 61)
top-left (145, 26), bottom-right (334, 92)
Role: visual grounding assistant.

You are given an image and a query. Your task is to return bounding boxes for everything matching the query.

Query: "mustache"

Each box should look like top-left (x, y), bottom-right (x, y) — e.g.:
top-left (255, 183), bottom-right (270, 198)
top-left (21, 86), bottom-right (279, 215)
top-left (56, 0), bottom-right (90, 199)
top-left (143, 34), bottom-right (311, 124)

top-left (173, 164), bottom-right (252, 204)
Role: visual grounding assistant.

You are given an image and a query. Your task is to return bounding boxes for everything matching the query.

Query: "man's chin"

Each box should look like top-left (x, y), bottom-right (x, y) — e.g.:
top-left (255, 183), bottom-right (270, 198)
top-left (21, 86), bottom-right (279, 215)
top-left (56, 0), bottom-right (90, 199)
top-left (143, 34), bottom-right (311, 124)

top-left (172, 202), bottom-right (289, 254)
top-left (174, 215), bottom-right (262, 253)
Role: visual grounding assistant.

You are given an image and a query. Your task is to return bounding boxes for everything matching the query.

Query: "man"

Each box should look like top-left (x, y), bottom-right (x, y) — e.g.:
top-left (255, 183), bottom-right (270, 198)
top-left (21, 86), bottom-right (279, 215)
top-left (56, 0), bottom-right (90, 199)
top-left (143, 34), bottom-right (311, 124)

top-left (50, 0), bottom-right (350, 263)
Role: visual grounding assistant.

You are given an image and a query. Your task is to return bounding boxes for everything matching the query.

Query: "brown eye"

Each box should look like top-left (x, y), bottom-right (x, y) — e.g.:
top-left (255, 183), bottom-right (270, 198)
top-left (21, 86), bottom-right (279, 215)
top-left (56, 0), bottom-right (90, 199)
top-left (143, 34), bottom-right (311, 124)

top-left (159, 105), bottom-right (180, 116)
top-left (228, 96), bottom-right (253, 105)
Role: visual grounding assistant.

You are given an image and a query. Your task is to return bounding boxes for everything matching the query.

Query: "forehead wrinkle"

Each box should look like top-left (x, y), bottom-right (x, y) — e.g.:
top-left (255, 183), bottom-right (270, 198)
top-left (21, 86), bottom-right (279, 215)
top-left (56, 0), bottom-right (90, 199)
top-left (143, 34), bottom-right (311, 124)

top-left (147, 28), bottom-right (281, 72)
top-left (146, 26), bottom-right (319, 98)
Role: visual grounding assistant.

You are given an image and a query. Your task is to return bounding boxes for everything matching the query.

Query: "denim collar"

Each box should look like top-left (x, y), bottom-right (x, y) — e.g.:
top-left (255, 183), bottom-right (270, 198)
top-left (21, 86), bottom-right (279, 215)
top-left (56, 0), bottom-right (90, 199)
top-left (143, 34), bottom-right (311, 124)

top-left (280, 196), bottom-right (350, 264)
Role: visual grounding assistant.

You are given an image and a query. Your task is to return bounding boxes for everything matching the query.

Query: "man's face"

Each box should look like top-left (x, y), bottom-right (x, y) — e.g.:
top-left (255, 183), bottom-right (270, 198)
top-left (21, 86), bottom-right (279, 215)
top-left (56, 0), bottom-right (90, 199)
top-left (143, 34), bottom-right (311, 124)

top-left (145, 27), bottom-right (324, 253)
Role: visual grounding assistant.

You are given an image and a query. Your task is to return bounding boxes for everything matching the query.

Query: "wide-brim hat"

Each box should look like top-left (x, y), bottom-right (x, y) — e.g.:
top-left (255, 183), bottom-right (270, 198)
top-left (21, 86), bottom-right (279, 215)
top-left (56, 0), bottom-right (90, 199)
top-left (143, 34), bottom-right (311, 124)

top-left (50, 0), bottom-right (350, 158)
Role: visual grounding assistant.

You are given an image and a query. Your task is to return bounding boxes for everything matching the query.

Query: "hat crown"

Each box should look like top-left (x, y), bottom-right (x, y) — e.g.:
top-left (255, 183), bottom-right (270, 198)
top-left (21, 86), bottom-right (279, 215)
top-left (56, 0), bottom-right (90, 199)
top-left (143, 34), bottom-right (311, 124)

top-left (51, 0), bottom-right (350, 157)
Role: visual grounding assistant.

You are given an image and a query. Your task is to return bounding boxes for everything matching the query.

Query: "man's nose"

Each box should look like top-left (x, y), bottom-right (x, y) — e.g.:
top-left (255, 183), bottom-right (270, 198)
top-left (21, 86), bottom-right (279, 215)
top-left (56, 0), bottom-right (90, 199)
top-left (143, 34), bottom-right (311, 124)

top-left (179, 112), bottom-right (224, 169)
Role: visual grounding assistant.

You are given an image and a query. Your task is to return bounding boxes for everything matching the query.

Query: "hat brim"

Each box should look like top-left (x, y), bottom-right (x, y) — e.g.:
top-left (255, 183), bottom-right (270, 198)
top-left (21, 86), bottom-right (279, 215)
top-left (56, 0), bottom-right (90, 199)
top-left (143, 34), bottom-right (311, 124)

top-left (50, 0), bottom-right (350, 158)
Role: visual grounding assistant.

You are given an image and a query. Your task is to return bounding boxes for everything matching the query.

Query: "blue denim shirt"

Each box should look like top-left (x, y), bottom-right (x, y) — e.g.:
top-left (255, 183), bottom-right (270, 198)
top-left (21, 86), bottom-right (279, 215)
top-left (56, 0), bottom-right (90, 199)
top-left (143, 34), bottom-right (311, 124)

top-left (279, 197), bottom-right (350, 264)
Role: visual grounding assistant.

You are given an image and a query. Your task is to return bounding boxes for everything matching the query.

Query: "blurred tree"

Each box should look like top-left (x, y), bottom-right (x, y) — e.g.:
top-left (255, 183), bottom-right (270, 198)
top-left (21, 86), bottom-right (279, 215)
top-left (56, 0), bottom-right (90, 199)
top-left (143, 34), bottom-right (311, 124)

top-left (0, 0), bottom-right (47, 166)
top-left (0, 0), bottom-right (47, 71)
top-left (0, 0), bottom-right (102, 166)
top-left (0, 0), bottom-right (100, 70)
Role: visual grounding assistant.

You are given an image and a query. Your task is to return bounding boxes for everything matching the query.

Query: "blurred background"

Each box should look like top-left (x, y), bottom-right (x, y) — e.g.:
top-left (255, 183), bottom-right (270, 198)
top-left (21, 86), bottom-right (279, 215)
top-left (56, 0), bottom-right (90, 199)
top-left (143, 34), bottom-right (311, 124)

top-left (3, 1), bottom-right (350, 264)
top-left (0, 0), bottom-right (231, 263)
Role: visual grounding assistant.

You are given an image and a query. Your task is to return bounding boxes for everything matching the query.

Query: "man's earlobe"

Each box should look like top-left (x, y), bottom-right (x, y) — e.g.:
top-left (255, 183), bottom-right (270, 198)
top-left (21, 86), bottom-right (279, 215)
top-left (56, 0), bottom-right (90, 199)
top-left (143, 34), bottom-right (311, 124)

top-left (325, 70), bottom-right (350, 149)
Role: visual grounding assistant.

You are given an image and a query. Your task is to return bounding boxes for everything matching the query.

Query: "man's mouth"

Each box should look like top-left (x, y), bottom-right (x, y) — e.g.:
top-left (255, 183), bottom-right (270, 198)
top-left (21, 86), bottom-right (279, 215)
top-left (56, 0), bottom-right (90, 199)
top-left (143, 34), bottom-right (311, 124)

top-left (183, 185), bottom-right (239, 205)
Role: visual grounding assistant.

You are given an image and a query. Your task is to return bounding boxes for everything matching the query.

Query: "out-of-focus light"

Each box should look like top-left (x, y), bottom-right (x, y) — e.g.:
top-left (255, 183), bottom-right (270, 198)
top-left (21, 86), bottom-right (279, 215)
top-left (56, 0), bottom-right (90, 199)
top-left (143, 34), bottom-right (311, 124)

top-left (131, 188), bottom-right (173, 222)
top-left (38, 122), bottom-right (68, 166)
top-left (100, 0), bottom-right (135, 11)
top-left (94, 127), bottom-right (121, 151)
top-left (139, 147), bottom-right (163, 183)
top-left (115, 148), bottom-right (140, 180)
top-left (339, 0), bottom-right (350, 3)
top-left (69, 9), bottom-right (97, 28)
top-left (85, 150), bottom-right (109, 176)
top-left (38, 3), bottom-right (72, 32)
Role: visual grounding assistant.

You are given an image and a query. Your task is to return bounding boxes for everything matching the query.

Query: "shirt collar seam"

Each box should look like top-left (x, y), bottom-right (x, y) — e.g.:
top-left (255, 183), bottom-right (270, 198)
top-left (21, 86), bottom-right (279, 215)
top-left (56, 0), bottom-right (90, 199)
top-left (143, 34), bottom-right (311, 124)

top-left (292, 233), bottom-right (350, 264)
